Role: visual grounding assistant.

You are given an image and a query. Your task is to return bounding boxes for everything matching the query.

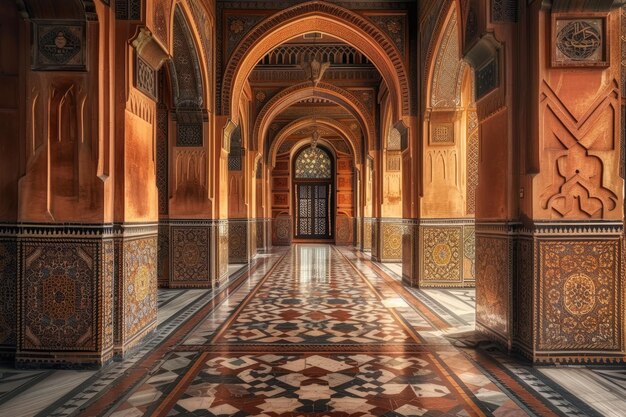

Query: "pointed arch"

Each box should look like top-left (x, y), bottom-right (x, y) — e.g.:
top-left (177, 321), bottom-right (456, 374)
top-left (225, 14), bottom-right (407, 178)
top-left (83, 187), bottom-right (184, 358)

top-left (221, 1), bottom-right (411, 124)
top-left (253, 82), bottom-right (375, 154)
top-left (269, 117), bottom-right (359, 168)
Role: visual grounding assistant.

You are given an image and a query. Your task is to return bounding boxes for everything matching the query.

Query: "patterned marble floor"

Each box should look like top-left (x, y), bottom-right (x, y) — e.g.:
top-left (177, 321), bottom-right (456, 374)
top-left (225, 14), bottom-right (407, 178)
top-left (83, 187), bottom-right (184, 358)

top-left (1, 245), bottom-right (625, 417)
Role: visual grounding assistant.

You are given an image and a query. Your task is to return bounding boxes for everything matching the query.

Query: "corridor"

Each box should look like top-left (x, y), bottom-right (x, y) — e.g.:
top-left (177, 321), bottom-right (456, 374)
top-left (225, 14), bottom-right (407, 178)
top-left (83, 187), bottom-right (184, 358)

top-left (3, 245), bottom-right (624, 417)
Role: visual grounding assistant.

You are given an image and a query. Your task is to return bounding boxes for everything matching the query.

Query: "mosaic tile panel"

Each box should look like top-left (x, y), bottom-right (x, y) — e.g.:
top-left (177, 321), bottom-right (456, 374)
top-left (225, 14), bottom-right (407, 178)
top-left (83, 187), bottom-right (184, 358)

top-left (171, 226), bottom-right (210, 285)
top-left (120, 236), bottom-right (158, 351)
top-left (218, 222), bottom-right (229, 282)
top-left (421, 226), bottom-right (462, 284)
top-left (363, 218), bottom-right (372, 251)
top-left (515, 238), bottom-right (534, 355)
top-left (102, 240), bottom-right (115, 353)
top-left (463, 225), bottom-right (476, 281)
top-left (21, 241), bottom-right (98, 351)
top-left (381, 221), bottom-right (403, 261)
top-left (538, 239), bottom-right (620, 352)
top-left (335, 215), bottom-right (353, 246)
top-left (228, 220), bottom-right (248, 263)
top-left (272, 215), bottom-right (292, 246)
top-left (475, 234), bottom-right (512, 345)
top-left (0, 239), bottom-right (17, 349)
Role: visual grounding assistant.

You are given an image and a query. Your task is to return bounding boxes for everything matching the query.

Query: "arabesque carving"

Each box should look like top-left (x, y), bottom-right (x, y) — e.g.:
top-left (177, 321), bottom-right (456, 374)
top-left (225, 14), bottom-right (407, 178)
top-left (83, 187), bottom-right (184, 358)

top-left (539, 81), bottom-right (619, 219)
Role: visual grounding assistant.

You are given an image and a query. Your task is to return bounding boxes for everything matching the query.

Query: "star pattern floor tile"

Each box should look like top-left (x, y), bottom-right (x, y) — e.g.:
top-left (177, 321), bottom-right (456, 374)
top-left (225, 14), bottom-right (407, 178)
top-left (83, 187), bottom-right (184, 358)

top-left (216, 247), bottom-right (413, 345)
top-left (168, 353), bottom-right (470, 417)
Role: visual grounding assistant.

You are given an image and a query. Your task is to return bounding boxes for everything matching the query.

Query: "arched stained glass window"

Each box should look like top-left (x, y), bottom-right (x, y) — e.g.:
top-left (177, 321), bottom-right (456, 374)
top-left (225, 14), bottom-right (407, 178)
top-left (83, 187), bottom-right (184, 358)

top-left (295, 147), bottom-right (332, 179)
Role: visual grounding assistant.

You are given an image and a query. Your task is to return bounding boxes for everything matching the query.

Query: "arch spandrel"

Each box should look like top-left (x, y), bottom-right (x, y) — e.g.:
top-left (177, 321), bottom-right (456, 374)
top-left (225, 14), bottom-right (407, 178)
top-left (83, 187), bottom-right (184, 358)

top-left (221, 1), bottom-right (411, 125)
top-left (253, 82), bottom-right (374, 155)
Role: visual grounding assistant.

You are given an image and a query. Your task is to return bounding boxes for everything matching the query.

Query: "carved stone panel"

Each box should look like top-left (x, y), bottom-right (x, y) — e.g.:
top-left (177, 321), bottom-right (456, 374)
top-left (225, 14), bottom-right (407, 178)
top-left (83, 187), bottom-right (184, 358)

top-left (218, 222), bottom-right (229, 283)
top-left (552, 15), bottom-right (607, 67)
top-left (116, 0), bottom-right (141, 20)
top-left (430, 123), bottom-right (455, 145)
top-left (135, 55), bottom-right (158, 101)
top-left (368, 14), bottom-right (407, 55)
top-left (32, 22), bottom-right (86, 70)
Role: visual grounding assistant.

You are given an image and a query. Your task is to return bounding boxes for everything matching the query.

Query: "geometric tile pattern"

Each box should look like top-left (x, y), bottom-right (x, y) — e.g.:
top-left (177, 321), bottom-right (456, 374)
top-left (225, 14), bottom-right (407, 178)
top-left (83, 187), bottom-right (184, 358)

top-left (218, 246), bottom-right (412, 344)
top-left (0, 239), bottom-right (17, 348)
top-left (21, 241), bottom-right (98, 351)
top-left (170, 353), bottom-right (469, 416)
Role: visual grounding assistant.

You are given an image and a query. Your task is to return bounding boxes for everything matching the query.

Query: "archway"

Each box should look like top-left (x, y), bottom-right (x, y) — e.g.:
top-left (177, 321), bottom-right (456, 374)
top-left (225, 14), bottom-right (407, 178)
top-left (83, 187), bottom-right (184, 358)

top-left (221, 1), bottom-right (411, 126)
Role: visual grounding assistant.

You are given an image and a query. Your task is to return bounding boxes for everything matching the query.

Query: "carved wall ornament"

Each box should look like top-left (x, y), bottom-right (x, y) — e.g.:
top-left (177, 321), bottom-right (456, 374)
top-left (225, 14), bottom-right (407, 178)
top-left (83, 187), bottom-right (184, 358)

top-left (33, 22), bottom-right (86, 70)
top-left (229, 221), bottom-right (248, 262)
top-left (540, 143), bottom-right (618, 218)
top-left (225, 14), bottom-right (266, 58)
top-left (22, 242), bottom-right (98, 351)
top-left (430, 123), bottom-right (455, 145)
top-left (552, 15), bottom-right (608, 67)
top-left (172, 6), bottom-right (204, 109)
top-left (156, 105), bottom-right (169, 215)
top-left (381, 222), bottom-right (403, 261)
top-left (152, 0), bottom-right (171, 46)
top-left (466, 110), bottom-right (479, 215)
top-left (135, 54), bottom-right (158, 100)
top-left (430, 10), bottom-right (463, 109)
top-left (300, 55), bottom-right (331, 86)
top-left (433, 243), bottom-right (452, 265)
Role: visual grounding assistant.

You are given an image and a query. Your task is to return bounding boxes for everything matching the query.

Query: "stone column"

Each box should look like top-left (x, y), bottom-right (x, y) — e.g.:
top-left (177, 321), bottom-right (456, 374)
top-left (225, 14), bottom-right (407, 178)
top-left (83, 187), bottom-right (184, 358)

top-left (508, 4), bottom-right (625, 363)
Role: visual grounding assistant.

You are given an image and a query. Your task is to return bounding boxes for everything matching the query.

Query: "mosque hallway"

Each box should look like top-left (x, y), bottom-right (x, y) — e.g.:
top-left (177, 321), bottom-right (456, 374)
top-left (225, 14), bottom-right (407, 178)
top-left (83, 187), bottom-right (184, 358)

top-left (1, 245), bottom-right (623, 417)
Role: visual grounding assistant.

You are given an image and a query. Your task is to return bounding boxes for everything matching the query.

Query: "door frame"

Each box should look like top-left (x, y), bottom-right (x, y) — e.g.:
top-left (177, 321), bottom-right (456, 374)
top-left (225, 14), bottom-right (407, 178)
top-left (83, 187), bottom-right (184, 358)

top-left (292, 145), bottom-right (336, 242)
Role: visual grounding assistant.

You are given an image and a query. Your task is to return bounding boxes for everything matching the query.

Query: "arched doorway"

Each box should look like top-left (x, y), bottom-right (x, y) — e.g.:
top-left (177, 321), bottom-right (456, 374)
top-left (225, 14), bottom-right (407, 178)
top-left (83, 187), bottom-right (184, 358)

top-left (292, 145), bottom-right (335, 241)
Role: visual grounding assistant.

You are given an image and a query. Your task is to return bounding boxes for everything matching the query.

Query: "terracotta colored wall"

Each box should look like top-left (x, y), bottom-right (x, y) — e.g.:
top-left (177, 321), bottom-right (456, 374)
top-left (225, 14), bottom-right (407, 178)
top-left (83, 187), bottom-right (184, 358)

top-left (0, 3), bottom-right (21, 222)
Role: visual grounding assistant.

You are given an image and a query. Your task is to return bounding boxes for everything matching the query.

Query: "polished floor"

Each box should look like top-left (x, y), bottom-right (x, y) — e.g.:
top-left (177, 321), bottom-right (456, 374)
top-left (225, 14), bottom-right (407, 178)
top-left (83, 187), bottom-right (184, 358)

top-left (1, 245), bottom-right (626, 416)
